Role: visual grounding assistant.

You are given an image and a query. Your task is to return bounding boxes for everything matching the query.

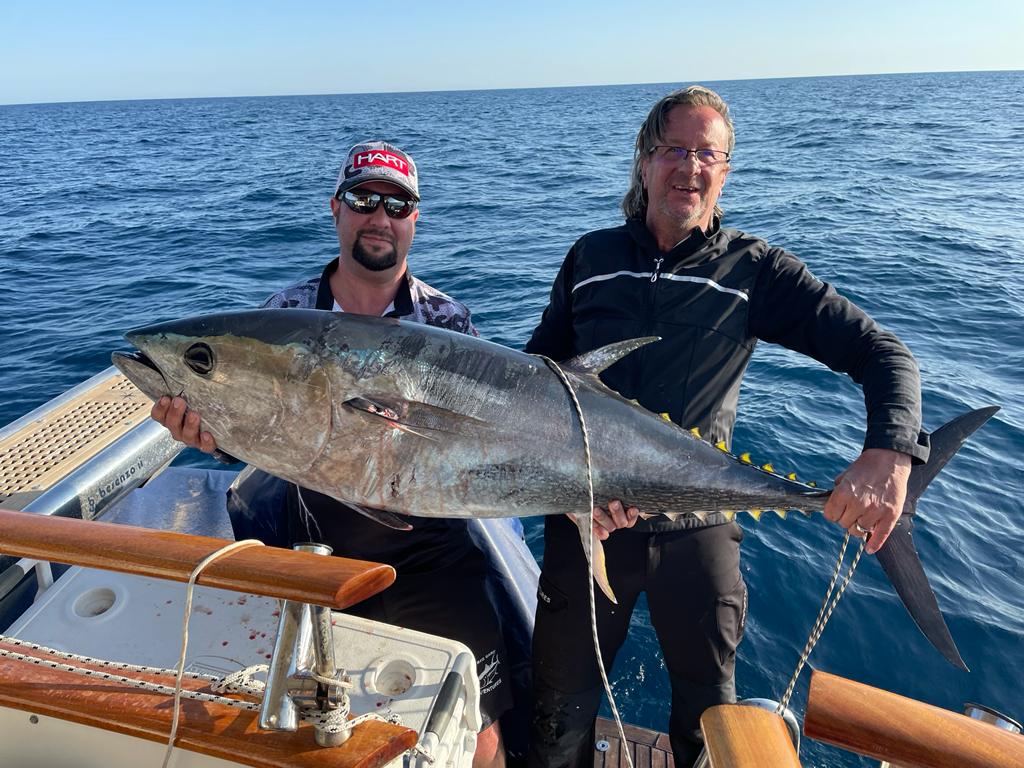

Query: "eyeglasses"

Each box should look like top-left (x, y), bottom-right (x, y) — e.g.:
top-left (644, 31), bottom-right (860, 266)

top-left (338, 189), bottom-right (418, 219)
top-left (650, 145), bottom-right (730, 165)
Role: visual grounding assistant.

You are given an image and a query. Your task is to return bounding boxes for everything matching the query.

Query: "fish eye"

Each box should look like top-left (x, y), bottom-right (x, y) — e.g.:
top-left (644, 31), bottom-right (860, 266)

top-left (184, 343), bottom-right (215, 376)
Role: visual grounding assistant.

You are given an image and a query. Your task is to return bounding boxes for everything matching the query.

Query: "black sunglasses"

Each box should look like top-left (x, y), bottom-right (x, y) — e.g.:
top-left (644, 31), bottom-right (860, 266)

top-left (339, 189), bottom-right (418, 219)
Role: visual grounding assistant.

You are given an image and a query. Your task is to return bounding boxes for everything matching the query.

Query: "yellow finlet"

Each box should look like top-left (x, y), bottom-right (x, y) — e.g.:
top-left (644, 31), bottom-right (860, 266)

top-left (786, 472), bottom-right (797, 481)
top-left (660, 412), bottom-right (671, 421)
top-left (689, 426), bottom-right (701, 438)
top-left (748, 509), bottom-right (763, 521)
top-left (723, 510), bottom-right (736, 521)
top-left (761, 462), bottom-right (775, 473)
top-left (716, 440), bottom-right (728, 451)
top-left (808, 481), bottom-right (817, 487)
top-left (739, 452), bottom-right (752, 464)
top-left (774, 509), bottom-right (788, 519)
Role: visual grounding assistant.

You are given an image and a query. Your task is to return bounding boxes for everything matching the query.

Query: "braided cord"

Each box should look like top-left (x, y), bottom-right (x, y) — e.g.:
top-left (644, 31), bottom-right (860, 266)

top-left (541, 356), bottom-right (635, 768)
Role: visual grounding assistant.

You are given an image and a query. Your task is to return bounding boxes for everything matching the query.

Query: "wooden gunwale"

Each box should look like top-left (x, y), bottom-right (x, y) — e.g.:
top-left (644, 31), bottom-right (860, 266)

top-left (0, 507), bottom-right (395, 610)
top-left (805, 670), bottom-right (1024, 768)
top-left (0, 639), bottom-right (417, 768)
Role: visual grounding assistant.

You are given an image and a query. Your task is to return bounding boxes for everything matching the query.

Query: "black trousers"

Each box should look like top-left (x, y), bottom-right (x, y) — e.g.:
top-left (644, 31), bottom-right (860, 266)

top-left (528, 516), bottom-right (746, 768)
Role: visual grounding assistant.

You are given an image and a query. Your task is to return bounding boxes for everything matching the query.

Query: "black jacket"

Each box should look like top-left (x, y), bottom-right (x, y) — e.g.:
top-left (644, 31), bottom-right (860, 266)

top-left (525, 218), bottom-right (928, 526)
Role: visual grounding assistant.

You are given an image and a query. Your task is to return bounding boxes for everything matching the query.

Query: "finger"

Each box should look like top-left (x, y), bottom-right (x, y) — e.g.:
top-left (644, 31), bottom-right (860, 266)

top-left (865, 515), bottom-right (895, 554)
top-left (591, 505), bottom-right (617, 534)
top-left (606, 500), bottom-right (629, 529)
top-left (865, 504), bottom-right (900, 554)
top-left (197, 431), bottom-right (218, 455)
top-left (166, 397), bottom-right (189, 440)
top-left (181, 409), bottom-right (203, 448)
top-left (150, 396), bottom-right (171, 424)
top-left (823, 493), bottom-right (850, 524)
top-left (626, 507), bottom-right (639, 526)
top-left (822, 489), bottom-right (845, 523)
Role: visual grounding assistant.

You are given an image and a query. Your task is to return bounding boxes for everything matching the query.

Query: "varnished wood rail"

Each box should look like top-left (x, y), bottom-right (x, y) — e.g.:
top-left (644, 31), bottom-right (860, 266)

top-left (0, 507), bottom-right (395, 610)
top-left (0, 639), bottom-right (417, 768)
top-left (700, 704), bottom-right (801, 768)
top-left (805, 670), bottom-right (1024, 768)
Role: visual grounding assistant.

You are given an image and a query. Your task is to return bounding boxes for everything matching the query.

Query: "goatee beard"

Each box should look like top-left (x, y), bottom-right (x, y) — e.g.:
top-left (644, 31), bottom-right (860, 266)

top-left (352, 236), bottom-right (398, 272)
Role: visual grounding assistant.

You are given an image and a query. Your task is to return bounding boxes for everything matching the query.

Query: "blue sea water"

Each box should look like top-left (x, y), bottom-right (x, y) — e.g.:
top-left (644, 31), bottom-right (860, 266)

top-left (2, 71), bottom-right (1023, 766)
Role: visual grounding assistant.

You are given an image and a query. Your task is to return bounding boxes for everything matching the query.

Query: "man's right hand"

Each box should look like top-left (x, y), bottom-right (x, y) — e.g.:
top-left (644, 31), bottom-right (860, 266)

top-left (569, 499), bottom-right (639, 541)
top-left (151, 396), bottom-right (219, 454)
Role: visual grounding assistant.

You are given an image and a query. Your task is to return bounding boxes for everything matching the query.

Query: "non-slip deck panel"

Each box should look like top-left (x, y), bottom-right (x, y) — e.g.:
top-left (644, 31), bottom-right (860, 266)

top-left (0, 375), bottom-right (152, 507)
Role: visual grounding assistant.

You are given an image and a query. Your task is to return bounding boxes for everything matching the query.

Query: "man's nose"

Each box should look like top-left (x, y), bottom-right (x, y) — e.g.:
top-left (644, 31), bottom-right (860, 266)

top-left (367, 205), bottom-right (393, 225)
top-left (678, 149), bottom-right (702, 169)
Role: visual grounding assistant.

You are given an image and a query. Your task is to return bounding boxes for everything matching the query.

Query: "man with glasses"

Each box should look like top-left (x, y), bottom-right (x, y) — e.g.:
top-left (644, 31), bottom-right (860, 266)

top-left (151, 141), bottom-right (510, 768)
top-left (525, 87), bottom-right (928, 767)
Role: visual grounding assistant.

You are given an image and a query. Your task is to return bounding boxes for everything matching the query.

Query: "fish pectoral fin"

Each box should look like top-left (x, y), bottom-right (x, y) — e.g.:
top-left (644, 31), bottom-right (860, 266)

top-left (561, 337), bottom-right (661, 376)
top-left (572, 512), bottom-right (617, 604)
top-left (345, 394), bottom-right (490, 435)
top-left (342, 502), bottom-right (413, 531)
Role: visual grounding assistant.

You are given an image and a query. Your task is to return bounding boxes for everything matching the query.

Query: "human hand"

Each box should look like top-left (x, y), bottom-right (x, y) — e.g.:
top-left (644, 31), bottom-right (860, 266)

top-left (567, 499), bottom-right (639, 541)
top-left (150, 396), bottom-right (219, 454)
top-left (823, 448), bottom-right (911, 554)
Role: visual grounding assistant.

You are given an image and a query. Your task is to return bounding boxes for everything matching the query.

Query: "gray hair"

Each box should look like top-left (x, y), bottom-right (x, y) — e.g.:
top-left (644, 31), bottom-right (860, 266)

top-left (621, 85), bottom-right (735, 220)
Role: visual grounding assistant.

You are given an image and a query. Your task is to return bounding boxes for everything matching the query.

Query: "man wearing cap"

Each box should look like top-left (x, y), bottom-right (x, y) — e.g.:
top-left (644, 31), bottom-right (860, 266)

top-left (150, 141), bottom-right (510, 768)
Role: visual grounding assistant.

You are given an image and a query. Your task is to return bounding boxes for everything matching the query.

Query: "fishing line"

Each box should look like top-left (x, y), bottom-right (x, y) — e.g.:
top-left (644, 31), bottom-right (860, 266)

top-left (296, 485), bottom-right (324, 541)
top-left (162, 538), bottom-right (265, 768)
top-left (541, 356), bottom-right (634, 768)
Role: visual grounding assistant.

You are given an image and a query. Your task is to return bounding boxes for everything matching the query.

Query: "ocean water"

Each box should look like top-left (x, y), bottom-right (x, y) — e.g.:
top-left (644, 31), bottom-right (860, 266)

top-left (2, 71), bottom-right (1022, 766)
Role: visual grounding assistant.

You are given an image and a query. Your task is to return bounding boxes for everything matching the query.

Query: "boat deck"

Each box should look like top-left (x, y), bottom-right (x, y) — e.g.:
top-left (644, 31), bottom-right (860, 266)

top-left (594, 717), bottom-right (674, 768)
top-left (0, 372), bottom-right (152, 510)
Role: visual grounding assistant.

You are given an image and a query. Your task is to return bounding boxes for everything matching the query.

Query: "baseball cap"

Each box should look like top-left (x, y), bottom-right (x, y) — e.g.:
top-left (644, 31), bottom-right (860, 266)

top-left (334, 141), bottom-right (419, 201)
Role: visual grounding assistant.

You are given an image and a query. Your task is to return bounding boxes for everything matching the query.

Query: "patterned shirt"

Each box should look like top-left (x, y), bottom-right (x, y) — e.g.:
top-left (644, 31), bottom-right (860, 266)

top-left (261, 257), bottom-right (478, 336)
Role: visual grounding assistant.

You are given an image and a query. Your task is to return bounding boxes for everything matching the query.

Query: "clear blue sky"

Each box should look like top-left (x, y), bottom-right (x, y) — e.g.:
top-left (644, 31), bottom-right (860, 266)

top-left (2, 0), bottom-right (1021, 105)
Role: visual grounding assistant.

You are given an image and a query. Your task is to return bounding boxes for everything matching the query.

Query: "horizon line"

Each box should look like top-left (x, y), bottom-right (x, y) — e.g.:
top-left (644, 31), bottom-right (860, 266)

top-left (2, 67), bottom-right (1019, 109)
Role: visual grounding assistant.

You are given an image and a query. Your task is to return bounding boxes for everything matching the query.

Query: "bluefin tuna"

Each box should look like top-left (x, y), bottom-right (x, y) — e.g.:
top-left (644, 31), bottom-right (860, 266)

top-left (112, 308), bottom-right (997, 670)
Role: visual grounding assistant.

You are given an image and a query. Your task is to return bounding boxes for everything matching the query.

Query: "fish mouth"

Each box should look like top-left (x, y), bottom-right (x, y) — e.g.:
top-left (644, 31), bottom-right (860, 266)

top-left (111, 349), bottom-right (173, 401)
top-left (115, 349), bottom-right (160, 373)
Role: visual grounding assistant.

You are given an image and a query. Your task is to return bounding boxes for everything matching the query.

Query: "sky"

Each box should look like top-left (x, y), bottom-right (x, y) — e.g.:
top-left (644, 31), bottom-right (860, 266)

top-left (1, 0), bottom-right (1022, 105)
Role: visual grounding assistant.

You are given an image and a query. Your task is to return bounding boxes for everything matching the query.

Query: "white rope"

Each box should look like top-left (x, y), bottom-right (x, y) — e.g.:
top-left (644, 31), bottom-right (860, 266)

top-left (541, 356), bottom-right (634, 768)
top-left (0, 637), bottom-right (406, 732)
top-left (162, 538), bottom-right (265, 768)
top-left (776, 532), bottom-right (865, 713)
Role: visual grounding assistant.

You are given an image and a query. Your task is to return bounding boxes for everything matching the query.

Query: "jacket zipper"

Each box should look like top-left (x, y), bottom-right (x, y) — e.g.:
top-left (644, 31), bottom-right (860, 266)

top-left (651, 257), bottom-right (664, 283)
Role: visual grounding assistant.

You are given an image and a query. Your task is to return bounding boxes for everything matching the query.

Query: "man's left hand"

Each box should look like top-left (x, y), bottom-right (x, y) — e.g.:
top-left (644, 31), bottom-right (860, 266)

top-left (823, 448), bottom-right (912, 554)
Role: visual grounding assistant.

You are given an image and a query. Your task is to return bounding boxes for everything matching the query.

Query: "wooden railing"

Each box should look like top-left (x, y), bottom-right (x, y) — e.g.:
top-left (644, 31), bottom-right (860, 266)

top-left (805, 670), bottom-right (1024, 768)
top-left (0, 506), bottom-right (395, 609)
top-left (700, 670), bottom-right (1023, 768)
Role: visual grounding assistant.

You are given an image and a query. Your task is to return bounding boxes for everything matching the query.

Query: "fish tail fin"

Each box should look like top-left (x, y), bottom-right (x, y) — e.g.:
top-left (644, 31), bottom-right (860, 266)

top-left (876, 406), bottom-right (1000, 671)
top-left (572, 513), bottom-right (617, 604)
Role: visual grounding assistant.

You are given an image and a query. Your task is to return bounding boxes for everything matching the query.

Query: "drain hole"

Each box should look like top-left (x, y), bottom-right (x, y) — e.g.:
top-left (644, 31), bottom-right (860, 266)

top-left (73, 588), bottom-right (117, 617)
top-left (373, 658), bottom-right (416, 696)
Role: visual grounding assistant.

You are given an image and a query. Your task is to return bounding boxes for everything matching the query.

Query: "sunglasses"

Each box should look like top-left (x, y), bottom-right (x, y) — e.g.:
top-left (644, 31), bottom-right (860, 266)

top-left (339, 189), bottom-right (418, 219)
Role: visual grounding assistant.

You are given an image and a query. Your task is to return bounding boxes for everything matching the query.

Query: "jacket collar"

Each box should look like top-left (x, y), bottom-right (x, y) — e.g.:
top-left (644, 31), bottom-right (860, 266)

top-left (627, 215), bottom-right (721, 262)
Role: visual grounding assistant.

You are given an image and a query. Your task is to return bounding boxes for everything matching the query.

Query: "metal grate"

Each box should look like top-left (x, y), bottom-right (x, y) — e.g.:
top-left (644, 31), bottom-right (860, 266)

top-left (0, 375), bottom-right (154, 505)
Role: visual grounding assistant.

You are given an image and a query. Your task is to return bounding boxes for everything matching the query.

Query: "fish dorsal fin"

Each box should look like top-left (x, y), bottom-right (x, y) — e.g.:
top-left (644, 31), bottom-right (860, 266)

top-left (562, 337), bottom-right (661, 376)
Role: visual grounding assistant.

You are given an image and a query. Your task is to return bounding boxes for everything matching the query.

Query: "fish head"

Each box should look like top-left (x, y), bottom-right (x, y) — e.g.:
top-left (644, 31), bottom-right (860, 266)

top-left (112, 309), bottom-right (334, 474)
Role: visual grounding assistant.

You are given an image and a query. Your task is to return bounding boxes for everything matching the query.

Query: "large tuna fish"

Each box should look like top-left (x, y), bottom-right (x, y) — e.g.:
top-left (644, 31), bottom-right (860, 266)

top-left (112, 309), bottom-right (997, 670)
